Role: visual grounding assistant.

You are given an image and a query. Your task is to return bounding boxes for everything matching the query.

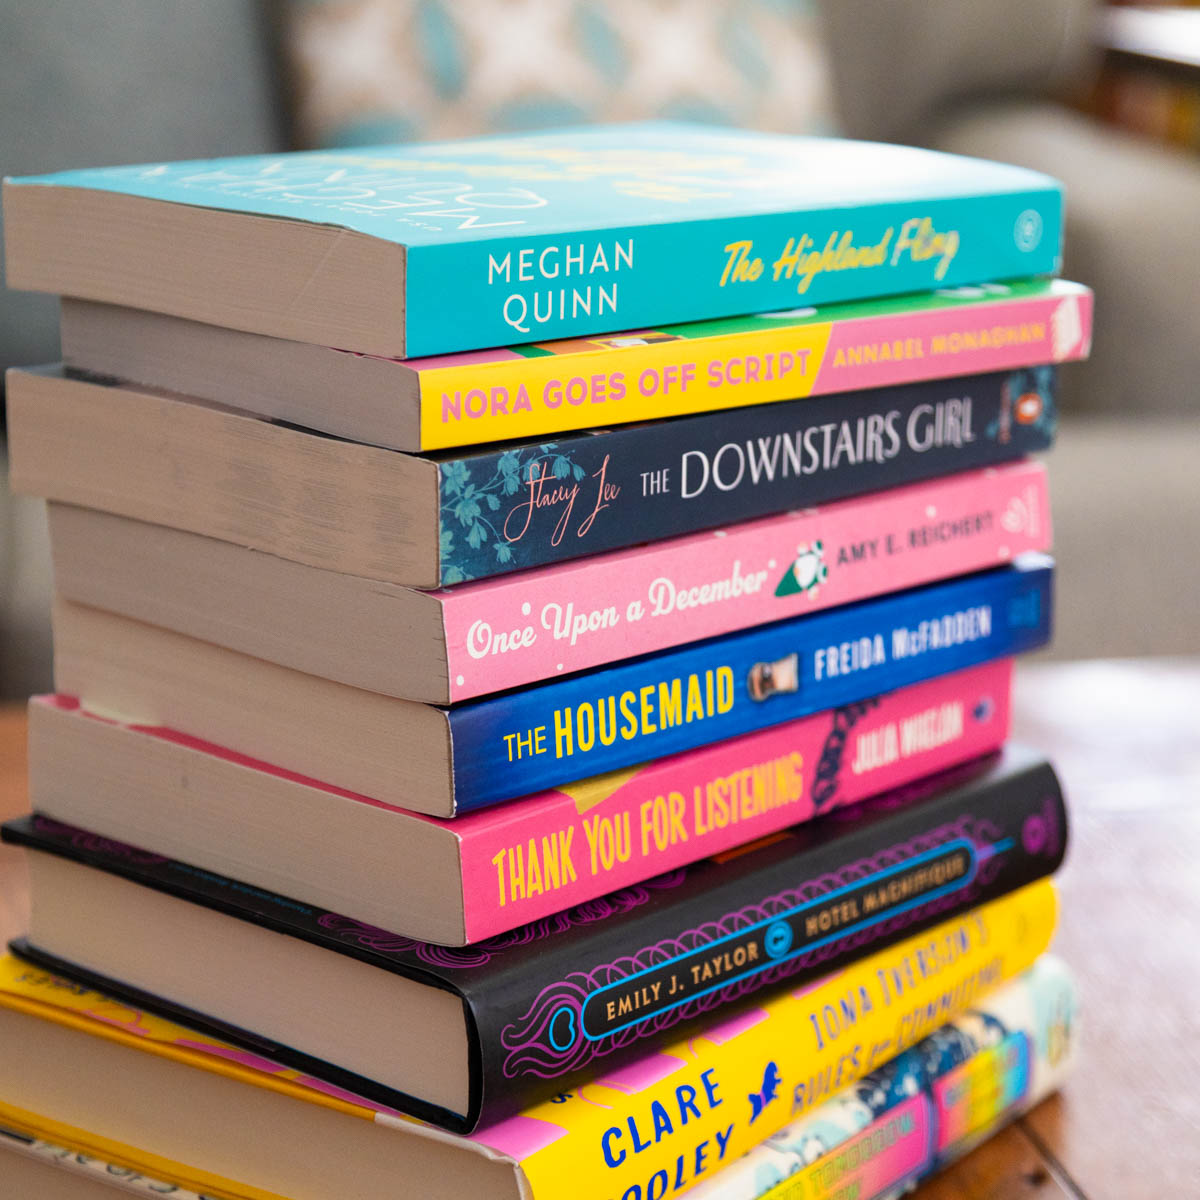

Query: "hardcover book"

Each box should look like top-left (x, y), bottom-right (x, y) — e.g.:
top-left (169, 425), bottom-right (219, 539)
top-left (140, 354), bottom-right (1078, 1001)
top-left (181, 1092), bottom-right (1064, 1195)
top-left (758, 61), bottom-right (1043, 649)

top-left (9, 359), bottom-right (1063, 591)
top-left (0, 883), bottom-right (1058, 1195)
top-left (0, 955), bottom-right (1076, 1200)
top-left (28, 661), bottom-right (1014, 945)
top-left (4, 746), bottom-right (1067, 1130)
top-left (53, 279), bottom-right (1089, 452)
top-left (45, 460), bottom-right (1051, 704)
top-left (4, 124), bottom-right (1064, 357)
top-left (51, 558), bottom-right (1054, 813)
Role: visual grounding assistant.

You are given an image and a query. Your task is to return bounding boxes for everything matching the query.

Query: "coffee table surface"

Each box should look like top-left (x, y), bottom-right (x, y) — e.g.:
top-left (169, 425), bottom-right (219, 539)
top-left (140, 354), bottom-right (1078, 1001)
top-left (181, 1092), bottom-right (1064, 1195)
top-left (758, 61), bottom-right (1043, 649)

top-left (1, 658), bottom-right (1197, 1197)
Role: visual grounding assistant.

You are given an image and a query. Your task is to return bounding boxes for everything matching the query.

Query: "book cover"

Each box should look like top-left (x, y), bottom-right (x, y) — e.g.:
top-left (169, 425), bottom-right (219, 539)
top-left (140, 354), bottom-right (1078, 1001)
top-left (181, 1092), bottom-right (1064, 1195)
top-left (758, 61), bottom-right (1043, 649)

top-left (689, 954), bottom-right (1078, 1200)
top-left (440, 460), bottom-right (1049, 700)
top-left (417, 280), bottom-right (1088, 450)
top-left (31, 661), bottom-right (1014, 944)
top-left (0, 955), bottom-right (1076, 1200)
top-left (6, 124), bottom-right (1064, 356)
top-left (0, 882), bottom-right (1058, 1196)
top-left (446, 557), bottom-right (1053, 809)
top-left (5, 747), bottom-right (1067, 1130)
top-left (437, 361), bottom-right (1060, 583)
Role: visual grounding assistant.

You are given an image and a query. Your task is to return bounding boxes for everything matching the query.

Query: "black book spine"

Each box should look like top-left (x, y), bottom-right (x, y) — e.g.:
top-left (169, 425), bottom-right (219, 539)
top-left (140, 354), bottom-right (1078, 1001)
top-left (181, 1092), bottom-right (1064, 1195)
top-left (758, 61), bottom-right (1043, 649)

top-left (2, 749), bottom-right (1066, 1134)
top-left (437, 367), bottom-right (1055, 582)
top-left (464, 750), bottom-right (1065, 1123)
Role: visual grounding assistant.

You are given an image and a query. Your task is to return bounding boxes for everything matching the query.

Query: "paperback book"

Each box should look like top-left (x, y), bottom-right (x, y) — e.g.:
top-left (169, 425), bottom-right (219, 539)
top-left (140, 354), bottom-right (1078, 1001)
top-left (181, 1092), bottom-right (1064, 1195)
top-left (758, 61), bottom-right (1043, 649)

top-left (28, 661), bottom-right (1014, 944)
top-left (5, 747), bottom-right (1067, 1129)
top-left (50, 558), bottom-right (1054, 812)
top-left (53, 280), bottom-right (1088, 453)
top-left (9, 362), bottom-right (1060, 594)
top-left (688, 954), bottom-right (1077, 1200)
top-left (0, 884), bottom-right (1058, 1197)
top-left (0, 955), bottom-right (1077, 1200)
top-left (46, 460), bottom-right (1051, 703)
top-left (4, 124), bottom-right (1064, 357)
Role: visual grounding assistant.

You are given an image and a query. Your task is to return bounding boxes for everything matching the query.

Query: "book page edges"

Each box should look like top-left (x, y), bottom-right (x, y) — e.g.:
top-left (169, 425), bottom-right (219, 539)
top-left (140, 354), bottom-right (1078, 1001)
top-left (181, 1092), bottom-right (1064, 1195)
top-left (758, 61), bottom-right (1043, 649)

top-left (3, 183), bottom-right (407, 356)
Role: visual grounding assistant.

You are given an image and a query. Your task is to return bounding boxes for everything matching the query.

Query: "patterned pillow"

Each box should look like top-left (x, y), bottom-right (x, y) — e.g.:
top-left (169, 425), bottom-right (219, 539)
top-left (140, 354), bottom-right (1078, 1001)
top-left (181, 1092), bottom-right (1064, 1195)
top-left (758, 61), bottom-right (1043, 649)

top-left (284, 0), bottom-right (837, 147)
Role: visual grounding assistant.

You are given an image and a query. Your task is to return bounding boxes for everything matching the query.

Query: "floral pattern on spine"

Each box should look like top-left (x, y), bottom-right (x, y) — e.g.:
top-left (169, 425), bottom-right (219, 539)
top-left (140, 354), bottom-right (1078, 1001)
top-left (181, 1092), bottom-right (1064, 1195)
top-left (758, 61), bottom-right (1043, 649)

top-left (499, 815), bottom-right (1007, 1080)
top-left (440, 443), bottom-right (586, 583)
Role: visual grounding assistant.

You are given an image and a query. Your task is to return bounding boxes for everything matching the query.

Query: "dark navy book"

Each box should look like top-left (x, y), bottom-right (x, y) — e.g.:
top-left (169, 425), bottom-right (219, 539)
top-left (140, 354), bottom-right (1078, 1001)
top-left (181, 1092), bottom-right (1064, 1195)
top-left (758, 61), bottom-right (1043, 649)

top-left (438, 367), bottom-right (1056, 582)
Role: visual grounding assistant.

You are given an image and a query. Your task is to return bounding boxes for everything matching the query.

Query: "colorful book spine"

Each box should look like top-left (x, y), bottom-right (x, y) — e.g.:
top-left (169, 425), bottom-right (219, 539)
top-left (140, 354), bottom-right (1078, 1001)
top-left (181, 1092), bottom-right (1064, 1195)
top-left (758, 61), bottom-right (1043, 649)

top-left (455, 662), bottom-right (1013, 939)
top-left (438, 363), bottom-right (1058, 583)
top-left (0, 953), bottom-right (1076, 1200)
top-left (0, 1126), bottom-right (213, 1199)
top-left (449, 557), bottom-right (1053, 809)
top-left (31, 660), bottom-right (1013, 942)
top-left (688, 954), bottom-right (1078, 1200)
top-left (488, 883), bottom-right (1058, 1197)
top-left (6, 747), bottom-right (1068, 1128)
top-left (441, 461), bottom-right (1049, 700)
top-left (0, 882), bottom-right (1058, 1198)
top-left (402, 201), bottom-right (1065, 361)
top-left (417, 280), bottom-right (1089, 449)
top-left (8, 127), bottom-right (1064, 355)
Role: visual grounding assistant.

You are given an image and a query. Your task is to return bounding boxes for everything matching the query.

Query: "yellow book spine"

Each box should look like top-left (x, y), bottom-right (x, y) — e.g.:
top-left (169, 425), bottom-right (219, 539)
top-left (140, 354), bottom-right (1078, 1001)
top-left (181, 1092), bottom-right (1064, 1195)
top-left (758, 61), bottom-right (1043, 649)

top-left (419, 324), bottom-right (833, 449)
top-left (508, 881), bottom-right (1056, 1200)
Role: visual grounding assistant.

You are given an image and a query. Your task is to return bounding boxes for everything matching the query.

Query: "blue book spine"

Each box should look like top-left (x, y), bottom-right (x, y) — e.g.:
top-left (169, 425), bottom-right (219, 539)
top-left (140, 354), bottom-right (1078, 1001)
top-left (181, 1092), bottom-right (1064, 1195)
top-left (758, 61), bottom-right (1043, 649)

top-left (449, 557), bottom-right (1052, 809)
top-left (406, 192), bottom-right (1062, 355)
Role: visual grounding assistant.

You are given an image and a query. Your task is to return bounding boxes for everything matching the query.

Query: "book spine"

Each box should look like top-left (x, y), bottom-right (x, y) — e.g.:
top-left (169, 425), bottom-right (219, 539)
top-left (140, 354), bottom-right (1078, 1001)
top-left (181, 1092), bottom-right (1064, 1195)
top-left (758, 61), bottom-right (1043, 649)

top-left (403, 190), bottom-right (1063, 357)
top-left (471, 755), bottom-right (1066, 1107)
top-left (417, 282), bottom-right (1086, 451)
top-left (436, 366), bottom-right (1058, 586)
top-left (441, 462), bottom-right (1049, 700)
top-left (448, 561), bottom-right (1053, 809)
top-left (687, 955), bottom-right (1078, 1200)
top-left (469, 882), bottom-right (1057, 1198)
top-left (458, 660), bottom-right (1014, 941)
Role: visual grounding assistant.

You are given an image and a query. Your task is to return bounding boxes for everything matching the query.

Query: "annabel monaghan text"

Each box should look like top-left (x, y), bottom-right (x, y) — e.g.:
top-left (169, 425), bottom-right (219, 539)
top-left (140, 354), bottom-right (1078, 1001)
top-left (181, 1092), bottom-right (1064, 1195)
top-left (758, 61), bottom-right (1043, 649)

top-left (422, 280), bottom-right (1090, 451)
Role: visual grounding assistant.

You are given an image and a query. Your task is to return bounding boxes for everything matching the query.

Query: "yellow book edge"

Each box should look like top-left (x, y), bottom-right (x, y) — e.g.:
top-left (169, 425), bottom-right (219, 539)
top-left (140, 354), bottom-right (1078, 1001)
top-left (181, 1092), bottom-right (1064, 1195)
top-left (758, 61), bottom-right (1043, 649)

top-left (0, 881), bottom-right (1056, 1200)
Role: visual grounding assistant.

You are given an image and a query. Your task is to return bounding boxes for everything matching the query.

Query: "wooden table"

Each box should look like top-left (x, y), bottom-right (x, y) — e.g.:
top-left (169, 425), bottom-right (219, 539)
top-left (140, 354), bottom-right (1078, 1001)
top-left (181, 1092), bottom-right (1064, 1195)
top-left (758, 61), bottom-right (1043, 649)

top-left (1, 659), bottom-right (1198, 1196)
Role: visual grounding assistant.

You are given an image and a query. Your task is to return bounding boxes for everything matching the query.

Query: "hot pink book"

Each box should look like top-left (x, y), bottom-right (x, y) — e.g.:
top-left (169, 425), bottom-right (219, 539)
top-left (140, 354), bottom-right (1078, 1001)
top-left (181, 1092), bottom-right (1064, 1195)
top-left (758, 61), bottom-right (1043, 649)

top-left (30, 660), bottom-right (1012, 944)
top-left (439, 460), bottom-right (1049, 700)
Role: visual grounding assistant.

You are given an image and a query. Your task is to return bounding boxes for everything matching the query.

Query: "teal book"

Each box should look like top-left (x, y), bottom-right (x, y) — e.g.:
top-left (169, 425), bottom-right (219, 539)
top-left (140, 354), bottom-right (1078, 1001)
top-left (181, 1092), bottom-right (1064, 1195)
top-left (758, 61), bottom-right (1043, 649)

top-left (4, 123), bottom-right (1063, 357)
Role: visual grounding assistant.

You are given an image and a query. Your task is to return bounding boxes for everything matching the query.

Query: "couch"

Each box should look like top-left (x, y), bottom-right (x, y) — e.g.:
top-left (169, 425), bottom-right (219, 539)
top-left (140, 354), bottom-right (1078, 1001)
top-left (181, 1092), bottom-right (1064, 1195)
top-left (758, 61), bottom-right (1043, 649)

top-left (1, 0), bottom-right (1196, 697)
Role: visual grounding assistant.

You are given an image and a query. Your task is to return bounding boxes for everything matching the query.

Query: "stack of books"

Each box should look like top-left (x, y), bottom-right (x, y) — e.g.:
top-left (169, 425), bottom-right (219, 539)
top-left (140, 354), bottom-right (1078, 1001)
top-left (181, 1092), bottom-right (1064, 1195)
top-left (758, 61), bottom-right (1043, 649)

top-left (1, 124), bottom-right (1088, 1200)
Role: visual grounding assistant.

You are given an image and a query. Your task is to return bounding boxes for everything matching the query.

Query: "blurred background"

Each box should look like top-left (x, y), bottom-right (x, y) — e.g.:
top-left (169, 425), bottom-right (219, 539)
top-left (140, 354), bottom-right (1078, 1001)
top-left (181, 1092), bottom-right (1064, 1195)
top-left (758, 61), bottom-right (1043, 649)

top-left (2, 0), bottom-right (1198, 699)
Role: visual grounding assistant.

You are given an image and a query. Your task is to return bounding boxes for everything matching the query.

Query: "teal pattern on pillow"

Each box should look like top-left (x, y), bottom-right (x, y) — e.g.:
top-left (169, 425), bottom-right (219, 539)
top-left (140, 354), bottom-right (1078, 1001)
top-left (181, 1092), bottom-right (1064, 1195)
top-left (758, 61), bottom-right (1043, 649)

top-left (286, 0), bottom-right (837, 147)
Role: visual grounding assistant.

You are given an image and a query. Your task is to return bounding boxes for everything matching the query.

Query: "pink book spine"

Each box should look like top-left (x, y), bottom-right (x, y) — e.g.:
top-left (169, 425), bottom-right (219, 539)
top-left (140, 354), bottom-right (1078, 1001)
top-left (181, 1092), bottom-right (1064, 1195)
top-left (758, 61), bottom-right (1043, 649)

top-left (809, 285), bottom-right (1091, 393)
top-left (440, 461), bottom-right (1049, 701)
top-left (456, 659), bottom-right (1013, 942)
